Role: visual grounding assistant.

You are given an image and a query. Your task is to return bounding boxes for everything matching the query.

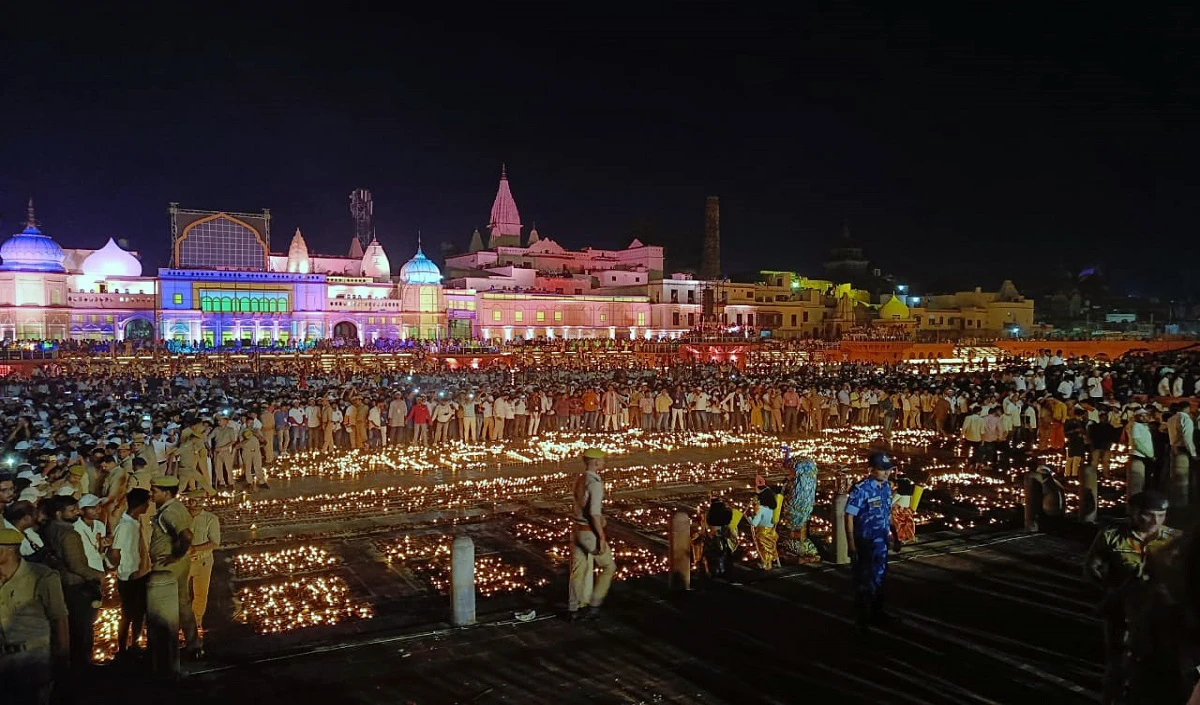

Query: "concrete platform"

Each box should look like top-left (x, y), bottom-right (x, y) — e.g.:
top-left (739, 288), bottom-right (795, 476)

top-left (171, 527), bottom-right (1104, 705)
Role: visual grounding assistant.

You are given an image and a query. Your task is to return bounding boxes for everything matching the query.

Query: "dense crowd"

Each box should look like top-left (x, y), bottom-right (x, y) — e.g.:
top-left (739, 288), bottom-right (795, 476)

top-left (0, 340), bottom-right (1198, 701)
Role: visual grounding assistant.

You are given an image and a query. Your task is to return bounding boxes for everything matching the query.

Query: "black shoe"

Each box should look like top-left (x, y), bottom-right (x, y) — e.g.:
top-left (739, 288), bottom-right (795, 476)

top-left (567, 608), bottom-right (589, 622)
top-left (581, 607), bottom-right (601, 621)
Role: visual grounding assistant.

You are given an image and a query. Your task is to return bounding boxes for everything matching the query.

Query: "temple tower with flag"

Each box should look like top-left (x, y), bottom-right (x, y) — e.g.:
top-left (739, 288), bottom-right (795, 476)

top-left (487, 164), bottom-right (523, 248)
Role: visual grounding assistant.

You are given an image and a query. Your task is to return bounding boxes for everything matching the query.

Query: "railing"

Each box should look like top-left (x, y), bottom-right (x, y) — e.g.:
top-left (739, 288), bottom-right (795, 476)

top-left (67, 292), bottom-right (156, 308)
top-left (0, 349), bottom-right (59, 360)
top-left (327, 298), bottom-right (410, 310)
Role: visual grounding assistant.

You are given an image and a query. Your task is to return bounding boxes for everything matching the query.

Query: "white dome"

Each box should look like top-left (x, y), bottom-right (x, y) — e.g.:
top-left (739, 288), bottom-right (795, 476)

top-left (81, 238), bottom-right (142, 277)
top-left (400, 246), bottom-right (442, 285)
top-left (361, 238), bottom-right (391, 279)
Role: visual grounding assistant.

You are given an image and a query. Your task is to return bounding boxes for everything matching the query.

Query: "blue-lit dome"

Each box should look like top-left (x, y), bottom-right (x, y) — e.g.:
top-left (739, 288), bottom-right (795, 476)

top-left (399, 246), bottom-right (442, 285)
top-left (0, 202), bottom-right (66, 273)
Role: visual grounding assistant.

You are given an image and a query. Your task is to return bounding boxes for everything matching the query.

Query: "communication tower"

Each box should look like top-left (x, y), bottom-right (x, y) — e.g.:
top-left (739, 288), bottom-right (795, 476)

top-left (350, 189), bottom-right (374, 251)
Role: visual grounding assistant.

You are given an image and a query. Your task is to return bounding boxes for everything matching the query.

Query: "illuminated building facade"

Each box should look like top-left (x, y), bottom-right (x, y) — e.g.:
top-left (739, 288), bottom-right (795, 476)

top-left (0, 203), bottom-right (444, 344)
top-left (0, 169), bottom-right (1035, 344)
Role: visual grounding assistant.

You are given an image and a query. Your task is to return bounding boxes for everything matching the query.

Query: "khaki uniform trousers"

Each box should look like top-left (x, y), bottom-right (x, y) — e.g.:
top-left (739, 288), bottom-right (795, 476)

top-left (1127, 457), bottom-right (1148, 502)
top-left (178, 456), bottom-right (216, 495)
top-left (243, 451), bottom-right (264, 485)
top-left (568, 529), bottom-right (617, 612)
top-left (189, 553), bottom-right (214, 629)
top-left (261, 427), bottom-right (276, 464)
top-left (147, 559), bottom-right (198, 676)
top-left (213, 449), bottom-right (235, 486)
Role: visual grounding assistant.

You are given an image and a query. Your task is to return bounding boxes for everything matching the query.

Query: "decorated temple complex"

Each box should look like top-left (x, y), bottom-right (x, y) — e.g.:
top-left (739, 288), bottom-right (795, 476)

top-left (0, 169), bottom-right (1034, 345)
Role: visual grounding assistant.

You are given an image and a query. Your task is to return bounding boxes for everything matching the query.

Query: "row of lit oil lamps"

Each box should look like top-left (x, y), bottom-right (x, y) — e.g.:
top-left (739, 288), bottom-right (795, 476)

top-left (249, 429), bottom-right (774, 482)
top-left (210, 427), bottom-right (955, 527)
top-left (90, 426), bottom-right (1124, 655)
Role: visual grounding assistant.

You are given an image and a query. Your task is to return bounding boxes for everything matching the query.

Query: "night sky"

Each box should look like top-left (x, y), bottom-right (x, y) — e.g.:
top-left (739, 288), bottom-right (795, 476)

top-left (2, 6), bottom-right (1198, 298)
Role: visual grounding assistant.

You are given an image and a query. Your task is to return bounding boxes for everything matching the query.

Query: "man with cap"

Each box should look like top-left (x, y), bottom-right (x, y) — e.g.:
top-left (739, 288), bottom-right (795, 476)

top-left (0, 526), bottom-right (69, 705)
top-left (133, 432), bottom-right (158, 470)
top-left (211, 415), bottom-right (238, 489)
top-left (41, 494), bottom-right (104, 668)
top-left (568, 448), bottom-right (618, 621)
top-left (108, 488), bottom-right (151, 659)
top-left (237, 428), bottom-right (266, 490)
top-left (185, 490), bottom-right (221, 633)
top-left (146, 475), bottom-right (199, 675)
top-left (845, 451), bottom-right (896, 635)
top-left (74, 494), bottom-right (108, 573)
top-left (1127, 407), bottom-right (1155, 500)
top-left (1084, 490), bottom-right (1178, 705)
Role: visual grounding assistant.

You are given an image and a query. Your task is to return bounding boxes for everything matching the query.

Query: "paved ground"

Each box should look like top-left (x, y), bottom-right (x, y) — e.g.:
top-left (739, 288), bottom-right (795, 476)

top-left (171, 526), bottom-right (1105, 705)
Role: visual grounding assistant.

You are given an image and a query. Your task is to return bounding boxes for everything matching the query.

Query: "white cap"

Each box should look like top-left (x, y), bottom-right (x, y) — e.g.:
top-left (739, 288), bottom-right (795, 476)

top-left (17, 470), bottom-right (46, 486)
top-left (78, 494), bottom-right (102, 508)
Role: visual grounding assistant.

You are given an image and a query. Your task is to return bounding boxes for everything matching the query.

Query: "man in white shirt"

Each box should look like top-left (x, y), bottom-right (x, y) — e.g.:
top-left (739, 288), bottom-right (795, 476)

top-left (109, 487), bottom-right (151, 656)
top-left (305, 399), bottom-right (322, 450)
top-left (1167, 403), bottom-right (1196, 507)
top-left (492, 394), bottom-right (510, 440)
top-left (1086, 373), bottom-right (1104, 400)
top-left (387, 393), bottom-right (408, 446)
top-left (961, 407), bottom-right (985, 468)
top-left (1127, 408), bottom-right (1155, 498)
top-left (2, 499), bottom-right (42, 558)
top-left (288, 403), bottom-right (307, 450)
top-left (1056, 377), bottom-right (1074, 400)
top-left (433, 399), bottom-right (455, 444)
top-left (460, 393), bottom-right (477, 442)
top-left (75, 493), bottom-right (108, 572)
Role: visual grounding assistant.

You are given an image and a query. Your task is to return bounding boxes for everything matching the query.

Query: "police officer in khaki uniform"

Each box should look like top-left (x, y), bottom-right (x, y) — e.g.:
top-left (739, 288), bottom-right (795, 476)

top-left (176, 426), bottom-right (215, 496)
top-left (1084, 490), bottom-right (1178, 705)
top-left (185, 491), bottom-right (221, 632)
top-left (568, 448), bottom-right (617, 621)
top-left (0, 526), bottom-right (69, 705)
top-left (132, 432), bottom-right (158, 470)
top-left (238, 428), bottom-right (265, 489)
top-left (211, 416), bottom-right (238, 489)
top-left (146, 476), bottom-right (199, 676)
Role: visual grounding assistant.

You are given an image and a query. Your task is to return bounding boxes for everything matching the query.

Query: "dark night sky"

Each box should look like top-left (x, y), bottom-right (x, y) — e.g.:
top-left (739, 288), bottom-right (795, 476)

top-left (1, 5), bottom-right (1198, 297)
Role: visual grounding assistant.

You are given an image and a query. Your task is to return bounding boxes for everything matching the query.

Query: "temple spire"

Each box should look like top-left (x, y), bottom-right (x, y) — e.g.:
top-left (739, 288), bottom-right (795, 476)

top-left (487, 164), bottom-right (522, 247)
top-left (26, 198), bottom-right (36, 228)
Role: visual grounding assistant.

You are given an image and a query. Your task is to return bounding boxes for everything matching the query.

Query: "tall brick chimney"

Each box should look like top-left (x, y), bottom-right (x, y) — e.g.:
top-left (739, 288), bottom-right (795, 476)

top-left (700, 195), bottom-right (720, 280)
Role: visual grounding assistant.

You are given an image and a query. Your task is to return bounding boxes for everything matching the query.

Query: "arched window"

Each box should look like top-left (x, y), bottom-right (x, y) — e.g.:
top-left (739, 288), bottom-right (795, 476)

top-left (220, 297), bottom-right (233, 312)
top-left (238, 297), bottom-right (251, 312)
top-left (200, 296), bottom-right (213, 311)
top-left (249, 297), bottom-right (260, 313)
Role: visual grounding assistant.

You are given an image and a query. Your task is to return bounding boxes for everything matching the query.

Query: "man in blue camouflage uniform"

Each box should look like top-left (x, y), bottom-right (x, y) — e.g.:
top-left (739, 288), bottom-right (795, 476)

top-left (845, 451), bottom-right (895, 635)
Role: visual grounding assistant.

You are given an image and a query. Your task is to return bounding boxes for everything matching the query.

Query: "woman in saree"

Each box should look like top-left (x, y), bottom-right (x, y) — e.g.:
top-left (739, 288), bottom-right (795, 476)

top-left (779, 450), bottom-right (821, 563)
top-left (747, 484), bottom-right (781, 570)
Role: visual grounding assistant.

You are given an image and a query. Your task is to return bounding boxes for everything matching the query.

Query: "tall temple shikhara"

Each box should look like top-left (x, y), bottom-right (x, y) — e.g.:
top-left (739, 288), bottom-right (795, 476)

top-left (487, 164), bottom-right (523, 248)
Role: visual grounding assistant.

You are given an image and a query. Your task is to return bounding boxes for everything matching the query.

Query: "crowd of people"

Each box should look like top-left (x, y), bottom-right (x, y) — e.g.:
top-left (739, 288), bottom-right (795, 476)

top-left (0, 338), bottom-right (1197, 701)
